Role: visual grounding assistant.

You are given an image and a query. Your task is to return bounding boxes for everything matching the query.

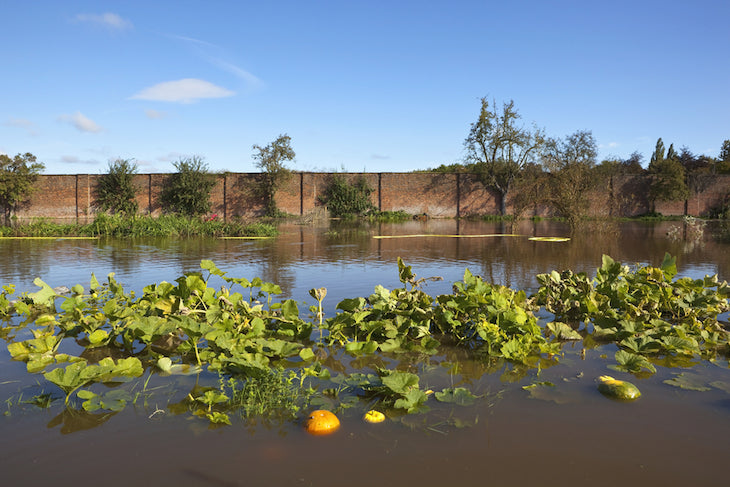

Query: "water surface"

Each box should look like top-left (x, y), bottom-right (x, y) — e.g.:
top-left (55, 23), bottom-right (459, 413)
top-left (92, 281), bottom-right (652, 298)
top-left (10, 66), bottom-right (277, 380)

top-left (1, 219), bottom-right (728, 486)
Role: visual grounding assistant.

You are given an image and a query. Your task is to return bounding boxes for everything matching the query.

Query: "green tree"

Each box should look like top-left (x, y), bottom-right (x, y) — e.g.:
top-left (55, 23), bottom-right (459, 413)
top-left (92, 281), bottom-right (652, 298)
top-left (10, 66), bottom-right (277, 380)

top-left (96, 158), bottom-right (139, 215)
top-left (161, 156), bottom-right (217, 216)
top-left (678, 147), bottom-right (718, 215)
top-left (0, 152), bottom-right (45, 225)
top-left (647, 138), bottom-right (689, 211)
top-left (464, 97), bottom-right (544, 215)
top-left (541, 130), bottom-right (598, 228)
top-left (252, 134), bottom-right (295, 217)
top-left (718, 139), bottom-right (730, 174)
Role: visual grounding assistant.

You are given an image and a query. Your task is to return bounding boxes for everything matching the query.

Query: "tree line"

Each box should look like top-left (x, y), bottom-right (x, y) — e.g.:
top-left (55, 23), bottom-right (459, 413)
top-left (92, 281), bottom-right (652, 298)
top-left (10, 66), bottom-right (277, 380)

top-left (431, 97), bottom-right (730, 226)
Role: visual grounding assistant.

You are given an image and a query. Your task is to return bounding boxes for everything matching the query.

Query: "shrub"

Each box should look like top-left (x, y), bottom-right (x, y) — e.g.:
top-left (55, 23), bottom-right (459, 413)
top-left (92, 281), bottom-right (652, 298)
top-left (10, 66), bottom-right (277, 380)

top-left (319, 174), bottom-right (376, 217)
top-left (161, 157), bottom-right (217, 217)
top-left (96, 158), bottom-right (139, 215)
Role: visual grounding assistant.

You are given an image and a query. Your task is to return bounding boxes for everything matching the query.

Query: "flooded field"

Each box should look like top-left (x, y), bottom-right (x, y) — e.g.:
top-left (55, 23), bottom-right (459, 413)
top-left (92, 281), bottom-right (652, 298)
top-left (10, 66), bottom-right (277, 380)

top-left (1, 219), bottom-right (728, 486)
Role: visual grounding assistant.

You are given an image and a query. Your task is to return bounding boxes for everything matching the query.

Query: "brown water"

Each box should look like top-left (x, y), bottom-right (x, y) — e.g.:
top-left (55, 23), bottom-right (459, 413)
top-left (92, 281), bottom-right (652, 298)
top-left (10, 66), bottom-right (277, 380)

top-left (1, 219), bottom-right (729, 486)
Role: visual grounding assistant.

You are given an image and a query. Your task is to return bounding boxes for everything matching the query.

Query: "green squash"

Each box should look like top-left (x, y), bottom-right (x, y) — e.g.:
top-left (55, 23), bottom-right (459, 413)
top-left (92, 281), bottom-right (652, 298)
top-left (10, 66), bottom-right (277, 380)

top-left (597, 375), bottom-right (641, 401)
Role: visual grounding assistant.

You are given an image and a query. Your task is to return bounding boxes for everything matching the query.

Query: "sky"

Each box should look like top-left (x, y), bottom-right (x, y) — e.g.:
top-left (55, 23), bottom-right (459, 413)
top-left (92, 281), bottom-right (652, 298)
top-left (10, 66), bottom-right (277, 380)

top-left (1, 0), bottom-right (729, 174)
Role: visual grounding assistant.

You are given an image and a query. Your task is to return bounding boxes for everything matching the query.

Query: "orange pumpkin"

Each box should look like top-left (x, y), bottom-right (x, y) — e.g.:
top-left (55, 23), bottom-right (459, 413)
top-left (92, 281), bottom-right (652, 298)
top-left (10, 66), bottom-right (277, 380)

top-left (304, 410), bottom-right (340, 436)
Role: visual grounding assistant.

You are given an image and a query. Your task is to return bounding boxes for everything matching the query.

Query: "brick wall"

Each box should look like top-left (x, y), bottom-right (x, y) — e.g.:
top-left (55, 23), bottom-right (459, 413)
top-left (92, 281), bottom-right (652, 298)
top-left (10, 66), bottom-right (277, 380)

top-left (13, 172), bottom-right (730, 223)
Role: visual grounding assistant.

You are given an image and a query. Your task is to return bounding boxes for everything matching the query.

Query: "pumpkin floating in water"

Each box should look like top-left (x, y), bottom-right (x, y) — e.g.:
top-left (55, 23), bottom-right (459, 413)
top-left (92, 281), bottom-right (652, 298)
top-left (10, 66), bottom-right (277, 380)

top-left (597, 375), bottom-right (641, 401)
top-left (363, 410), bottom-right (385, 424)
top-left (304, 410), bottom-right (340, 436)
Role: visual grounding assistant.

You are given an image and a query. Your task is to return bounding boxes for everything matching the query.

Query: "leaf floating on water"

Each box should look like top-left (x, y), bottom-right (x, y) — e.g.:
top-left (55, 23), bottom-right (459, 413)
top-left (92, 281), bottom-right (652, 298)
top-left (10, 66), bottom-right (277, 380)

top-left (523, 381), bottom-right (572, 404)
top-left (434, 387), bottom-right (478, 406)
top-left (663, 372), bottom-right (712, 391)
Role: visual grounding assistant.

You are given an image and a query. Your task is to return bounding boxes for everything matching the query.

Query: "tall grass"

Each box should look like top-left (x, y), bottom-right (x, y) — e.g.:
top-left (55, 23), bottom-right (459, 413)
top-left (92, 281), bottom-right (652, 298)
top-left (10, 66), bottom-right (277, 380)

top-left (1, 215), bottom-right (277, 238)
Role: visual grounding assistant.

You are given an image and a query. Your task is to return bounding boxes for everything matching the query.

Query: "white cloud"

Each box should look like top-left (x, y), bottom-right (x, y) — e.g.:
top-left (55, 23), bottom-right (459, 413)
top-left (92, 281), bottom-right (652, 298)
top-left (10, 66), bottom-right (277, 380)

top-left (61, 155), bottom-right (100, 165)
top-left (144, 109), bottom-right (167, 119)
top-left (3, 118), bottom-right (39, 136)
top-left (130, 78), bottom-right (235, 104)
top-left (75, 12), bottom-right (133, 31)
top-left (58, 112), bottom-right (103, 133)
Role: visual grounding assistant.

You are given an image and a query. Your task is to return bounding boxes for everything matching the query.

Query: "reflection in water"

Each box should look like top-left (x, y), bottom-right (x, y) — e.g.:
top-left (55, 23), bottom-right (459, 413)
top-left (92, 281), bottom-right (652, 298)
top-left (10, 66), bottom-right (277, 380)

top-left (47, 408), bottom-right (117, 434)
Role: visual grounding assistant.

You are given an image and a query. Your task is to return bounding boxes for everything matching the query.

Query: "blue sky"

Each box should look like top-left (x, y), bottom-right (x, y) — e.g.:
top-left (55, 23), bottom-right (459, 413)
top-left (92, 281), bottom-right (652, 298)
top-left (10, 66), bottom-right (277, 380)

top-left (2, 0), bottom-right (728, 174)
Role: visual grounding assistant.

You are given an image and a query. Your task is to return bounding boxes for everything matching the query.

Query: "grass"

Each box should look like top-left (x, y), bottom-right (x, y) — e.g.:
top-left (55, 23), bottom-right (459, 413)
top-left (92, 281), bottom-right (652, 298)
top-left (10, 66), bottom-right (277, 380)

top-left (1, 214), bottom-right (277, 238)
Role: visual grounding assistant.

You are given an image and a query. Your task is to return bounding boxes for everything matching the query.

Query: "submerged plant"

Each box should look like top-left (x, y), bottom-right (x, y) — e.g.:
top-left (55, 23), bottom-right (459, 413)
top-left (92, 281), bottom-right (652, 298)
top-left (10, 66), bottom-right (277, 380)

top-left (1, 254), bottom-right (728, 432)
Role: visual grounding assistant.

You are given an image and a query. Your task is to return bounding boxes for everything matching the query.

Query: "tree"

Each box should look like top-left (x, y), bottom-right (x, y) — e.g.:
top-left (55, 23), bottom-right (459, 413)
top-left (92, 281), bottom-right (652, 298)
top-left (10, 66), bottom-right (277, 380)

top-left (0, 152), bottom-right (44, 225)
top-left (647, 138), bottom-right (689, 211)
top-left (621, 151), bottom-right (645, 174)
top-left (252, 134), bottom-right (295, 217)
top-left (718, 140), bottom-right (730, 174)
top-left (160, 156), bottom-right (216, 216)
top-left (96, 158), bottom-right (139, 216)
top-left (464, 97), bottom-right (544, 215)
top-left (541, 130), bottom-right (598, 227)
top-left (594, 151), bottom-right (644, 180)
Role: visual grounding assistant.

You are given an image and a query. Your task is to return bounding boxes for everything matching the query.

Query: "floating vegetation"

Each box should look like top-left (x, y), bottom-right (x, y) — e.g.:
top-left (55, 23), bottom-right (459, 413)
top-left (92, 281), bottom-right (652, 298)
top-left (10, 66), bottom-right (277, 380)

top-left (373, 234), bottom-right (524, 239)
top-left (1, 253), bottom-right (728, 433)
top-left (528, 236), bottom-right (571, 242)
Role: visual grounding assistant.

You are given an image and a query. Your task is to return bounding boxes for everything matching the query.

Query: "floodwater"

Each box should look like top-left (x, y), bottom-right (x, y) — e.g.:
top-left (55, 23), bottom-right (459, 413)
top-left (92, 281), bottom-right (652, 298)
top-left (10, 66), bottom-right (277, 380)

top-left (1, 219), bottom-right (729, 487)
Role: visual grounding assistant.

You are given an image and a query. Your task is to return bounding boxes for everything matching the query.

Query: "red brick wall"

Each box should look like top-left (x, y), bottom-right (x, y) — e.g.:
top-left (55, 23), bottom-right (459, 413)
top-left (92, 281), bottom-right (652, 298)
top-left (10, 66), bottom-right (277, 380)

top-left (12, 172), bottom-right (730, 223)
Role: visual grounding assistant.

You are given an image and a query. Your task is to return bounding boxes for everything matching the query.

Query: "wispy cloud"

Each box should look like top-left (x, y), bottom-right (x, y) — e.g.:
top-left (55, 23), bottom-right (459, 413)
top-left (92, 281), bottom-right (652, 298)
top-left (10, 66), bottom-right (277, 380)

top-left (3, 118), bottom-right (39, 136)
top-left (58, 112), bottom-right (103, 133)
top-left (156, 152), bottom-right (187, 163)
top-left (144, 109), bottom-right (168, 119)
top-left (169, 34), bottom-right (264, 90)
top-left (371, 154), bottom-right (391, 160)
top-left (75, 12), bottom-right (133, 31)
top-left (130, 78), bottom-right (235, 104)
top-left (209, 59), bottom-right (264, 88)
top-left (60, 155), bottom-right (100, 165)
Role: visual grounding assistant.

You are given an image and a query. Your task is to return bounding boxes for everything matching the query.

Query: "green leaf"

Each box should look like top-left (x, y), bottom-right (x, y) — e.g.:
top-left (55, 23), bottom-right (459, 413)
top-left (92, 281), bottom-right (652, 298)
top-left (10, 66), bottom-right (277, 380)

top-left (299, 347), bottom-right (315, 361)
top-left (609, 350), bottom-right (657, 374)
top-left (88, 329), bottom-right (108, 346)
top-left (337, 297), bottom-right (367, 312)
top-left (660, 252), bottom-right (677, 279)
top-left (434, 387), bottom-right (477, 406)
top-left (28, 278), bottom-right (57, 307)
top-left (280, 299), bottom-right (299, 320)
top-left (397, 257), bottom-right (415, 284)
top-left (381, 370), bottom-right (419, 395)
top-left (546, 322), bottom-right (582, 340)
